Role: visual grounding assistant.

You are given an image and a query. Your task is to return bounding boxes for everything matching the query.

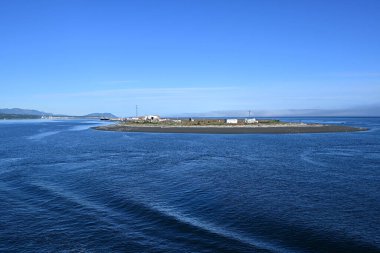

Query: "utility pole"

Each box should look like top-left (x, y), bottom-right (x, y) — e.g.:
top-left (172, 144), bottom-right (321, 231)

top-left (135, 105), bottom-right (138, 117)
top-left (248, 110), bottom-right (251, 117)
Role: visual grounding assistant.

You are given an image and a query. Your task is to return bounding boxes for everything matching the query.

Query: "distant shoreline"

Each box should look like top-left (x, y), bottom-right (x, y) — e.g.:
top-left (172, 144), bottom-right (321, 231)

top-left (94, 124), bottom-right (367, 134)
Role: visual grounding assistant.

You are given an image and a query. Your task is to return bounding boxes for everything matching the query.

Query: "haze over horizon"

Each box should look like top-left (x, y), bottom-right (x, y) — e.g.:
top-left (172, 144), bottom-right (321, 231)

top-left (1, 0), bottom-right (379, 116)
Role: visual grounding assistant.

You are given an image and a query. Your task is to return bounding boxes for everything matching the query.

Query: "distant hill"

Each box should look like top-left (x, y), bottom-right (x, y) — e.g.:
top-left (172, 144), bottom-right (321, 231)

top-left (84, 113), bottom-right (117, 118)
top-left (0, 108), bottom-right (118, 118)
top-left (0, 108), bottom-right (52, 116)
top-left (0, 113), bottom-right (42, 119)
top-left (179, 104), bottom-right (380, 117)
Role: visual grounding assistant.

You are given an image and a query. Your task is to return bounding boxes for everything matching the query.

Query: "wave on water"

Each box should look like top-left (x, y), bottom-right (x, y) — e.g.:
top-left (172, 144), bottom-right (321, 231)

top-left (121, 134), bottom-right (136, 139)
top-left (300, 120), bottom-right (346, 124)
top-left (300, 147), bottom-right (365, 168)
top-left (2, 118), bottom-right (379, 252)
top-left (300, 151), bottom-right (328, 168)
top-left (26, 121), bottom-right (106, 139)
top-left (27, 131), bottom-right (62, 140)
top-left (142, 203), bottom-right (292, 253)
top-left (69, 121), bottom-right (112, 131)
top-left (361, 126), bottom-right (380, 133)
top-left (0, 158), bottom-right (24, 176)
top-left (69, 124), bottom-right (100, 131)
top-left (0, 157), bottom-right (24, 165)
top-left (21, 178), bottom-right (288, 252)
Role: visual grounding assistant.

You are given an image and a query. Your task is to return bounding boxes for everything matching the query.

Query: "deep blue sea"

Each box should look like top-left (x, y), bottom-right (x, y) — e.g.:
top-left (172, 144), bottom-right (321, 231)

top-left (0, 118), bottom-right (379, 253)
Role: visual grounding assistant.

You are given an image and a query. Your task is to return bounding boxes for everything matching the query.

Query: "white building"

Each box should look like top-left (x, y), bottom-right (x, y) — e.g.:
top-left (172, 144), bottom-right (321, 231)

top-left (143, 115), bottom-right (160, 121)
top-left (225, 119), bottom-right (238, 124)
top-left (245, 118), bottom-right (258, 124)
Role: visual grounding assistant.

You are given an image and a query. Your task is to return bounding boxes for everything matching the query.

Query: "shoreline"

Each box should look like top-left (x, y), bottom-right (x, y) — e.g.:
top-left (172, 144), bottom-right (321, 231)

top-left (94, 124), bottom-right (367, 134)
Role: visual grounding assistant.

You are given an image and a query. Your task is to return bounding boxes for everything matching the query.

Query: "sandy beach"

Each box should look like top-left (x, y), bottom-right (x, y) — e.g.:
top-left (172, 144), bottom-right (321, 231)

top-left (94, 124), bottom-right (366, 134)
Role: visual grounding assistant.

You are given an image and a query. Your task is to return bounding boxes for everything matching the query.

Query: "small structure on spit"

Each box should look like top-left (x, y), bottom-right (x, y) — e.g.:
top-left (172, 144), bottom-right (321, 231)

top-left (142, 115), bottom-right (160, 122)
top-left (225, 119), bottom-right (238, 124)
top-left (245, 118), bottom-right (258, 124)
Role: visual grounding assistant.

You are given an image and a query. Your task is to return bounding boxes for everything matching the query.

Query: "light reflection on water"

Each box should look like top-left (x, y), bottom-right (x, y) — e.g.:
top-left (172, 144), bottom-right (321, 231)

top-left (0, 118), bottom-right (379, 253)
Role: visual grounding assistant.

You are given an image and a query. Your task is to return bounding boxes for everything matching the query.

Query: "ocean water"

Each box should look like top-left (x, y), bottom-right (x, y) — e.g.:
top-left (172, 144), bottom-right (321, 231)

top-left (0, 118), bottom-right (379, 253)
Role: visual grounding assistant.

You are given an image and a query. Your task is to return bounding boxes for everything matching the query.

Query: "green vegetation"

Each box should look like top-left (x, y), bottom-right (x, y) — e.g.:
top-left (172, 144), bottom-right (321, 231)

top-left (120, 118), bottom-right (284, 126)
top-left (257, 119), bottom-right (281, 124)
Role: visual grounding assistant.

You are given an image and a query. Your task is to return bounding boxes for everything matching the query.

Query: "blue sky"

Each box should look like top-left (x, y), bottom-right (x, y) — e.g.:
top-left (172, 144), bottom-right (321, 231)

top-left (0, 0), bottom-right (379, 116)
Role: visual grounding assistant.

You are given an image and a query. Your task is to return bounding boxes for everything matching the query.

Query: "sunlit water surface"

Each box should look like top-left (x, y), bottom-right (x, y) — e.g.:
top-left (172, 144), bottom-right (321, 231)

top-left (0, 118), bottom-right (379, 252)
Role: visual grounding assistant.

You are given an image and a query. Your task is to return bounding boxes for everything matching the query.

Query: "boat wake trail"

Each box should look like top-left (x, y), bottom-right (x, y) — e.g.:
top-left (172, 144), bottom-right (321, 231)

top-left (27, 131), bottom-right (62, 140)
top-left (102, 193), bottom-right (290, 253)
top-left (18, 180), bottom-right (288, 252)
top-left (300, 150), bottom-right (328, 168)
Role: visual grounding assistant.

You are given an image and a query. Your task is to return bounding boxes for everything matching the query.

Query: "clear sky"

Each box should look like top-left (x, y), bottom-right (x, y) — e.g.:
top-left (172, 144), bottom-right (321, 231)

top-left (1, 0), bottom-right (379, 116)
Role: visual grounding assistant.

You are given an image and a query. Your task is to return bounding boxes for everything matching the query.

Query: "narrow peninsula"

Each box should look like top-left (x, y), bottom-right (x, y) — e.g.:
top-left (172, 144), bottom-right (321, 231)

top-left (94, 116), bottom-right (366, 134)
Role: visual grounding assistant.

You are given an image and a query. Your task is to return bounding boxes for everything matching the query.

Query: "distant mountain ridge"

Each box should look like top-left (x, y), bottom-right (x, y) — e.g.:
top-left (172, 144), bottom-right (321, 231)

top-left (0, 108), bottom-right (118, 118)
top-left (178, 104), bottom-right (380, 117)
top-left (0, 108), bottom-right (52, 116)
top-left (83, 113), bottom-right (117, 118)
top-left (0, 113), bottom-right (42, 119)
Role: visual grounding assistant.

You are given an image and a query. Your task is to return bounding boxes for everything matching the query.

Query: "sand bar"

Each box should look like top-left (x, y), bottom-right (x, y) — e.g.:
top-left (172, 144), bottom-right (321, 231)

top-left (94, 124), bottom-right (367, 134)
